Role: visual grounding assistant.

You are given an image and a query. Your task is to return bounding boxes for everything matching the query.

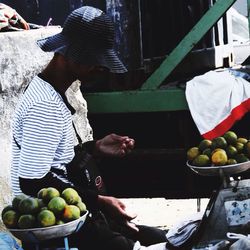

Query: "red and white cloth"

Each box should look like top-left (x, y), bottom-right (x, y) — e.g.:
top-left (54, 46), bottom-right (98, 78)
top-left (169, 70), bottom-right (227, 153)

top-left (185, 70), bottom-right (250, 140)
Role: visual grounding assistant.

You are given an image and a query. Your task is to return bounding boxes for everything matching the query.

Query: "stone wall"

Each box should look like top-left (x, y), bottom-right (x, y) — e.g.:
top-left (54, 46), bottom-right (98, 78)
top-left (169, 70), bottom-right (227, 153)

top-left (0, 27), bottom-right (93, 227)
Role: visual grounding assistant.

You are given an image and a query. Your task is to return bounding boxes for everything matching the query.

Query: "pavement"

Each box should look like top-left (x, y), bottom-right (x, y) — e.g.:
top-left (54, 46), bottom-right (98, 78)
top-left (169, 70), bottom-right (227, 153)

top-left (120, 198), bottom-right (209, 230)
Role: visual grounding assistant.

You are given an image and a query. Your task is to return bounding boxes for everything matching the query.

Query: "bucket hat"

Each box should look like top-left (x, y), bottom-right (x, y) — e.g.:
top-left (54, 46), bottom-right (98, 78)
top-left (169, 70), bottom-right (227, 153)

top-left (37, 6), bottom-right (127, 73)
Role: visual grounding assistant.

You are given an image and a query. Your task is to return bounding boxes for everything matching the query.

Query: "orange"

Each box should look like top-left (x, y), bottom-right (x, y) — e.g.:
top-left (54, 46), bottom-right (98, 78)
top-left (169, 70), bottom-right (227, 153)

top-left (37, 209), bottom-right (56, 227)
top-left (18, 214), bottom-right (36, 229)
top-left (48, 197), bottom-right (66, 215)
top-left (62, 205), bottom-right (80, 222)
top-left (211, 137), bottom-right (227, 149)
top-left (18, 197), bottom-right (39, 215)
top-left (198, 139), bottom-right (212, 152)
top-left (211, 149), bottom-right (228, 166)
top-left (2, 210), bottom-right (19, 228)
top-left (56, 219), bottom-right (64, 225)
top-left (76, 201), bottom-right (87, 215)
top-left (237, 137), bottom-right (248, 145)
top-left (192, 155), bottom-right (210, 167)
top-left (227, 159), bottom-right (237, 165)
top-left (187, 147), bottom-right (200, 161)
top-left (12, 194), bottom-right (27, 210)
top-left (1, 205), bottom-right (13, 220)
top-left (223, 131), bottom-right (237, 145)
top-left (226, 145), bottom-right (237, 158)
top-left (43, 187), bottom-right (60, 203)
top-left (234, 154), bottom-right (249, 163)
top-left (61, 188), bottom-right (79, 205)
top-left (235, 142), bottom-right (244, 153)
top-left (37, 188), bottom-right (47, 200)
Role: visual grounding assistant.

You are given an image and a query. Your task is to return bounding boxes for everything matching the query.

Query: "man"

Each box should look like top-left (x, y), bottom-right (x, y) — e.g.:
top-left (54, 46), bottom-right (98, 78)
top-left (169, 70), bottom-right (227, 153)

top-left (11, 6), bottom-right (168, 250)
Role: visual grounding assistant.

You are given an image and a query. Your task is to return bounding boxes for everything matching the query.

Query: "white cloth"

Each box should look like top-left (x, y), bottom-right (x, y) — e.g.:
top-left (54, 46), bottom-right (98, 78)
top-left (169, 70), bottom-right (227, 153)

top-left (192, 240), bottom-right (230, 250)
top-left (185, 69), bottom-right (250, 139)
top-left (229, 238), bottom-right (250, 249)
top-left (133, 241), bottom-right (167, 250)
top-left (166, 212), bottom-right (203, 247)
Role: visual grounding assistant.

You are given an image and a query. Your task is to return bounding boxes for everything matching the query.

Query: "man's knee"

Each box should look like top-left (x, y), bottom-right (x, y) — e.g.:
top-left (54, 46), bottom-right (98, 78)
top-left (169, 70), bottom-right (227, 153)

top-left (105, 235), bottom-right (135, 250)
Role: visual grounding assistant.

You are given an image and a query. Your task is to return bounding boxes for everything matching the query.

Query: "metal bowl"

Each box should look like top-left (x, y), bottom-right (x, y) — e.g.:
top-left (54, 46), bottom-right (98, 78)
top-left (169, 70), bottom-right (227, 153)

top-left (9, 211), bottom-right (88, 243)
top-left (187, 161), bottom-right (250, 176)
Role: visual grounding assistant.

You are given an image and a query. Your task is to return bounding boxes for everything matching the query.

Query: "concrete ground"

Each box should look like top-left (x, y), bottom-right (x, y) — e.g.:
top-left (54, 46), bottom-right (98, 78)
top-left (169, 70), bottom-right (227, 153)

top-left (120, 198), bottom-right (209, 230)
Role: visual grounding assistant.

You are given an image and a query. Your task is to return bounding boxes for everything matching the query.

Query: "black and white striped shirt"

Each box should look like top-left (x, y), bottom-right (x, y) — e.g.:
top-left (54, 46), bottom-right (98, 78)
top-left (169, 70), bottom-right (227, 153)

top-left (11, 76), bottom-right (74, 195)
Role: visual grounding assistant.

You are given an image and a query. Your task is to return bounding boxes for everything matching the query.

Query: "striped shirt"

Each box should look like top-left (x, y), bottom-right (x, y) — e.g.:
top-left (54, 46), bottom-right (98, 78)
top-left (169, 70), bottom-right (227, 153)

top-left (11, 76), bottom-right (75, 195)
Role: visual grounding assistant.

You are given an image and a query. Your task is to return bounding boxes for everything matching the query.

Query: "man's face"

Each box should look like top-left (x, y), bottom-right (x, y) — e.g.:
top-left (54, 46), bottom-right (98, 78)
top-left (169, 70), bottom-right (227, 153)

top-left (69, 61), bottom-right (109, 83)
top-left (83, 66), bottom-right (110, 83)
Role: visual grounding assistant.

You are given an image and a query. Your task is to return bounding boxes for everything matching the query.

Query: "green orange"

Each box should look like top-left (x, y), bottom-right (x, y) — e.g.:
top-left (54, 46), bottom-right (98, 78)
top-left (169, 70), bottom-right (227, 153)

top-left (223, 131), bottom-right (237, 145)
top-left (198, 139), bottom-right (212, 152)
top-left (48, 197), bottom-right (66, 215)
top-left (211, 137), bottom-right (227, 150)
top-left (187, 147), bottom-right (200, 161)
top-left (192, 155), bottom-right (210, 167)
top-left (2, 210), bottom-right (19, 228)
top-left (43, 187), bottom-right (60, 203)
top-left (37, 209), bottom-right (56, 227)
top-left (18, 214), bottom-right (36, 229)
top-left (76, 201), bottom-right (87, 215)
top-left (12, 194), bottom-right (27, 210)
top-left (62, 205), bottom-right (80, 222)
top-left (61, 188), bottom-right (79, 205)
top-left (18, 197), bottom-right (39, 215)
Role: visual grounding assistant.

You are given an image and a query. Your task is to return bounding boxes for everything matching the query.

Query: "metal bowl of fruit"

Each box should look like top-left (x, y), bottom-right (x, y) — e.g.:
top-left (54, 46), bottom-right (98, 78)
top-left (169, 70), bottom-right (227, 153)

top-left (186, 161), bottom-right (250, 176)
top-left (9, 211), bottom-right (89, 243)
top-left (186, 131), bottom-right (250, 177)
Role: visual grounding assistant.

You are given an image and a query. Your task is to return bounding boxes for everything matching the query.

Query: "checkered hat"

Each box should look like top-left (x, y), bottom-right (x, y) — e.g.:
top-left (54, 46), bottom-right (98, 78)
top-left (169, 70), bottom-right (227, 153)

top-left (37, 6), bottom-right (127, 73)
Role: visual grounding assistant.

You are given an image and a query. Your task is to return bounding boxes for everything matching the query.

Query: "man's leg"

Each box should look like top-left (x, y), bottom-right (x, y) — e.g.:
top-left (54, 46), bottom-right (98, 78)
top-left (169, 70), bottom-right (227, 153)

top-left (69, 215), bottom-right (168, 250)
top-left (68, 214), bottom-right (135, 250)
top-left (134, 225), bottom-right (167, 246)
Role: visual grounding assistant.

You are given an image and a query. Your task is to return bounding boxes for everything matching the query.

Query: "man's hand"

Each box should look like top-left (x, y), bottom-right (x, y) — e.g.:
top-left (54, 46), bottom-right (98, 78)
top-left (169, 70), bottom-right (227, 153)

top-left (98, 195), bottom-right (139, 232)
top-left (95, 133), bottom-right (135, 157)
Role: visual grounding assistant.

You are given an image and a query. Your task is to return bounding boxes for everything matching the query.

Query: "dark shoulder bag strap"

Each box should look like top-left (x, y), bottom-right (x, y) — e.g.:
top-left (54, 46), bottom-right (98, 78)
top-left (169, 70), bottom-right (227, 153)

top-left (68, 122), bottom-right (107, 195)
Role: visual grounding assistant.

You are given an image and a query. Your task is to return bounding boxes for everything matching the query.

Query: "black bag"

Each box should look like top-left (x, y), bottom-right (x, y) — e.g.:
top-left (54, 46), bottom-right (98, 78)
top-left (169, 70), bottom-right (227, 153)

top-left (66, 123), bottom-right (106, 194)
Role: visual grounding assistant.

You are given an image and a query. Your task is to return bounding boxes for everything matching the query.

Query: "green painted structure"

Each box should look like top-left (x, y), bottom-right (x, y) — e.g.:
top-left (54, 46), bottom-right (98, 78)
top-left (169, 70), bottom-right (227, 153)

top-left (84, 0), bottom-right (250, 199)
top-left (84, 0), bottom-right (245, 114)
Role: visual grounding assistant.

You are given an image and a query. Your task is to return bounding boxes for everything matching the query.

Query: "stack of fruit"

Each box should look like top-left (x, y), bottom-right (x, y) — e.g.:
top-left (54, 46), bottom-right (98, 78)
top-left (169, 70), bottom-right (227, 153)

top-left (1, 187), bottom-right (87, 229)
top-left (187, 131), bottom-right (250, 167)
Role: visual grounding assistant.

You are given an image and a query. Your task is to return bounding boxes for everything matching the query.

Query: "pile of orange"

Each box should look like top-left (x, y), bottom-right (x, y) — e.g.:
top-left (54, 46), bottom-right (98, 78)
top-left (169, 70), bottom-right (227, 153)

top-left (187, 131), bottom-right (250, 167)
top-left (1, 187), bottom-right (87, 229)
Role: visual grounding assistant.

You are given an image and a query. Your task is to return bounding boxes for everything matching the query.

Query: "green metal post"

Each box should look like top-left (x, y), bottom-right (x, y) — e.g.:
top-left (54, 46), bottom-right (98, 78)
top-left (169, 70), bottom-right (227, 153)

top-left (141, 0), bottom-right (237, 90)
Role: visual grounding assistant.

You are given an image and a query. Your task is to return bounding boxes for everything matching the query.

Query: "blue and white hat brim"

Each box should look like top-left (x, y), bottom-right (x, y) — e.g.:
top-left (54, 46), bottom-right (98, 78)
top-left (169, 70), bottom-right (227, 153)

top-left (37, 32), bottom-right (127, 74)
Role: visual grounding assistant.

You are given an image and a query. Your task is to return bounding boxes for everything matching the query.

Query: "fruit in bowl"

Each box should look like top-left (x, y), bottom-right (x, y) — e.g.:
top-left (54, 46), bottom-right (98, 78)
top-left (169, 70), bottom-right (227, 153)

top-left (187, 131), bottom-right (250, 167)
top-left (1, 187), bottom-right (87, 230)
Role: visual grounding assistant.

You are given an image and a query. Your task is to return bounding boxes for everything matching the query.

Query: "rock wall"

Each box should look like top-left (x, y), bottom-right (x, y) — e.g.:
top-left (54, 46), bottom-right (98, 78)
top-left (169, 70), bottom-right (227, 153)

top-left (0, 27), bottom-right (93, 225)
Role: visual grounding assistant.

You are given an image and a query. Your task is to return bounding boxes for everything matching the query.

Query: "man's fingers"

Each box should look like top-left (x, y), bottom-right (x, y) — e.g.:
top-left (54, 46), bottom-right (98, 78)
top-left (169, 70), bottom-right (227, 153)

top-left (123, 211), bottom-right (137, 221)
top-left (125, 221), bottom-right (139, 232)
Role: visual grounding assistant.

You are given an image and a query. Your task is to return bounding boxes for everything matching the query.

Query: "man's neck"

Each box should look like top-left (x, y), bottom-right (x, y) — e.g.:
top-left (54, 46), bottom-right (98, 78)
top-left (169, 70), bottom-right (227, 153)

top-left (40, 54), bottom-right (76, 93)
